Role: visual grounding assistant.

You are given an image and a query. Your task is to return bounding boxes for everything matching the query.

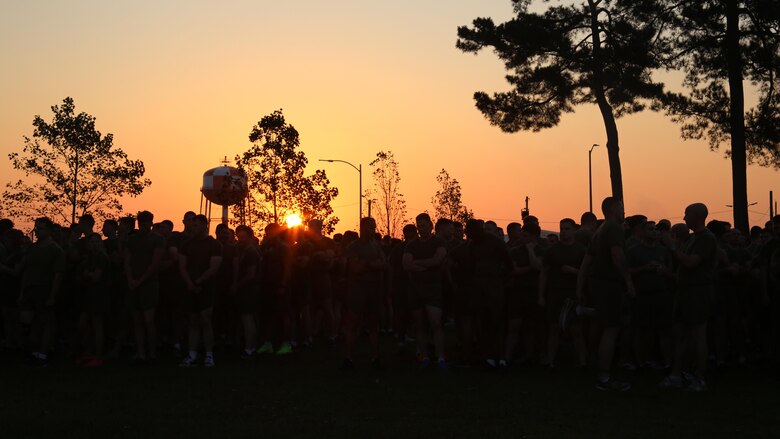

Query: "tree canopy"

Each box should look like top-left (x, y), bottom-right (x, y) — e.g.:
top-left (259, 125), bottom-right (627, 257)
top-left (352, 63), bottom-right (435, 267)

top-left (657, 0), bottom-right (780, 232)
top-left (234, 110), bottom-right (339, 234)
top-left (457, 0), bottom-right (667, 201)
top-left (2, 97), bottom-right (150, 225)
top-left (431, 169), bottom-right (474, 224)
top-left (366, 150), bottom-right (408, 238)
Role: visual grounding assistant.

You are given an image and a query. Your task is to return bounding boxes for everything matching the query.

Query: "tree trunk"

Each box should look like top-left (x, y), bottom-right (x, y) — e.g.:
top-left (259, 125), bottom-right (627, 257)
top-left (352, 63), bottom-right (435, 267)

top-left (726, 0), bottom-right (749, 233)
top-left (71, 149), bottom-right (79, 225)
top-left (588, 0), bottom-right (624, 203)
top-left (273, 191), bottom-right (278, 224)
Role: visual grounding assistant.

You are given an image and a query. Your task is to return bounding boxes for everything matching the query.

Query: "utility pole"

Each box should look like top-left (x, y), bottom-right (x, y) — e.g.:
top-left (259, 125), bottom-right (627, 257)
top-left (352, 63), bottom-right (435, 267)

top-left (521, 196), bottom-right (530, 219)
top-left (589, 144), bottom-right (599, 213)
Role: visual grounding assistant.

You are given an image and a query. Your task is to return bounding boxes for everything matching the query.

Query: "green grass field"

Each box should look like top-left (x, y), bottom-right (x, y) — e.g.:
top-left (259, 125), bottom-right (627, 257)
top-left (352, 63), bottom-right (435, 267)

top-left (1, 336), bottom-right (778, 439)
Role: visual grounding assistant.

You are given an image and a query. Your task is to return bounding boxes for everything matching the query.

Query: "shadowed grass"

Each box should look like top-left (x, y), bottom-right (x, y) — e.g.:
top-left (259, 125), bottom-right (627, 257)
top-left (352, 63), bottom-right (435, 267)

top-left (1, 336), bottom-right (778, 439)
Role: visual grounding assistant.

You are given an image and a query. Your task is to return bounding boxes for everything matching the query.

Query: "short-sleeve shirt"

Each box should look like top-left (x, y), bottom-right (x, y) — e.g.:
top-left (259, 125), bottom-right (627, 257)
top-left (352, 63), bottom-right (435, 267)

top-left (181, 236), bottom-right (223, 282)
top-left (126, 231), bottom-right (165, 279)
top-left (345, 238), bottom-right (385, 282)
top-left (404, 236), bottom-right (446, 284)
top-left (22, 241), bottom-right (66, 289)
top-left (574, 228), bottom-right (594, 249)
top-left (261, 241), bottom-right (291, 289)
top-left (235, 244), bottom-right (261, 291)
top-left (216, 240), bottom-right (237, 287)
top-left (677, 229), bottom-right (718, 288)
top-left (588, 219), bottom-right (626, 281)
top-left (470, 234), bottom-right (511, 278)
top-left (80, 251), bottom-right (111, 293)
top-left (544, 242), bottom-right (587, 292)
top-left (509, 244), bottom-right (544, 291)
top-left (307, 236), bottom-right (335, 278)
top-left (627, 242), bottom-right (671, 293)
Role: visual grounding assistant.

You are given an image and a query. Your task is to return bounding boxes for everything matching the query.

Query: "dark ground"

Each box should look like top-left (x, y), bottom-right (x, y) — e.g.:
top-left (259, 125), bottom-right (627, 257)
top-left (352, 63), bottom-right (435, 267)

top-left (1, 335), bottom-right (778, 439)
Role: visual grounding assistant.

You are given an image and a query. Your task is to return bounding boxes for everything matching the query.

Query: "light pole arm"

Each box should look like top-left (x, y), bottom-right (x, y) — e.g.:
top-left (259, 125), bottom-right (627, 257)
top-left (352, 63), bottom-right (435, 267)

top-left (319, 158), bottom-right (363, 226)
top-left (320, 159), bottom-right (360, 173)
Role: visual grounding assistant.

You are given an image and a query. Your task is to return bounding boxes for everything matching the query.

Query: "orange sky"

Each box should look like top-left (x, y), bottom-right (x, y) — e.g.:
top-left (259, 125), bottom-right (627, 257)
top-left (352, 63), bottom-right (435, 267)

top-left (1, 1), bottom-right (777, 234)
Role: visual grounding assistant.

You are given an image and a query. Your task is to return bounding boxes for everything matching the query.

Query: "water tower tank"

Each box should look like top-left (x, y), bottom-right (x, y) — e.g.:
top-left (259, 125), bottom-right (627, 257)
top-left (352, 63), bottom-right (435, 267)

top-left (201, 166), bottom-right (248, 206)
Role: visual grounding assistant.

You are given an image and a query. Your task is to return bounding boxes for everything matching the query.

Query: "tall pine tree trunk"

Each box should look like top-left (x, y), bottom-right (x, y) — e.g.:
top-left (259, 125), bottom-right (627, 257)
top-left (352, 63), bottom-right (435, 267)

top-left (726, 0), bottom-right (749, 233)
top-left (588, 0), bottom-right (624, 203)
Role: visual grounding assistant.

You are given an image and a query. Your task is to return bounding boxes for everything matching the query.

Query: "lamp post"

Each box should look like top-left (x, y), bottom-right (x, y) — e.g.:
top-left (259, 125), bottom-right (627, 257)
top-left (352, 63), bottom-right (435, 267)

top-left (589, 144), bottom-right (599, 213)
top-left (320, 159), bottom-right (362, 228)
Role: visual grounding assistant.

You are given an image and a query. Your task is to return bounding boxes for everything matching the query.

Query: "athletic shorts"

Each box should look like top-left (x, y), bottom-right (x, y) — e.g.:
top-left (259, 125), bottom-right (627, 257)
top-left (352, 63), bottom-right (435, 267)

top-left (453, 283), bottom-right (479, 318)
top-left (292, 278), bottom-right (311, 310)
top-left (233, 286), bottom-right (259, 314)
top-left (474, 276), bottom-right (505, 318)
top-left (544, 288), bottom-right (575, 325)
top-left (347, 279), bottom-right (382, 317)
top-left (84, 288), bottom-right (111, 315)
top-left (589, 277), bottom-right (627, 327)
top-left (506, 284), bottom-right (538, 322)
top-left (408, 280), bottom-right (443, 310)
top-left (183, 286), bottom-right (216, 313)
top-left (1, 284), bottom-right (21, 307)
top-left (128, 281), bottom-right (159, 312)
top-left (19, 285), bottom-right (53, 313)
top-left (311, 274), bottom-right (333, 302)
top-left (633, 290), bottom-right (673, 330)
top-left (392, 280), bottom-right (410, 317)
top-left (675, 285), bottom-right (711, 327)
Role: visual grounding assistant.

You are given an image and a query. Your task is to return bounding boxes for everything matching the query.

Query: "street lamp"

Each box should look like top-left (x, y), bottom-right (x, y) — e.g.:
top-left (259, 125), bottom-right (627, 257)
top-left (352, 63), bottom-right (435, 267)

top-left (589, 144), bottom-right (599, 213)
top-left (320, 159), bottom-right (362, 228)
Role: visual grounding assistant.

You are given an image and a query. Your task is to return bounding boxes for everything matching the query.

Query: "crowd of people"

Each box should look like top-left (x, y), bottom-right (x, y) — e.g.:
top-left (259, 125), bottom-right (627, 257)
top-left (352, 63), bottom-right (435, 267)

top-left (1, 197), bottom-right (779, 393)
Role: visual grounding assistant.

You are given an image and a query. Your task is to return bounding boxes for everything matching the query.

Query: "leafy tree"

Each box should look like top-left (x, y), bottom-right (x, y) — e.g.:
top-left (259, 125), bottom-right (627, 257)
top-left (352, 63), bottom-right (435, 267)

top-left (233, 109), bottom-right (339, 234)
top-left (431, 169), bottom-right (474, 224)
top-left (2, 97), bottom-right (151, 225)
top-left (457, 0), bottom-right (667, 201)
top-left (657, 0), bottom-right (779, 233)
top-left (366, 150), bottom-right (408, 238)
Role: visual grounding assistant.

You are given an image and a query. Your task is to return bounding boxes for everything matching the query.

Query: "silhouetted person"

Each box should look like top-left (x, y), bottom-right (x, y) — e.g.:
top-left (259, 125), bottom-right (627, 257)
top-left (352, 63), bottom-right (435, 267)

top-left (18, 218), bottom-right (65, 366)
top-left (659, 203), bottom-right (718, 392)
top-left (125, 210), bottom-right (164, 362)
top-left (178, 214), bottom-right (222, 367)
top-left (342, 217), bottom-right (386, 369)
top-left (576, 197), bottom-right (635, 391)
top-left (403, 213), bottom-right (447, 369)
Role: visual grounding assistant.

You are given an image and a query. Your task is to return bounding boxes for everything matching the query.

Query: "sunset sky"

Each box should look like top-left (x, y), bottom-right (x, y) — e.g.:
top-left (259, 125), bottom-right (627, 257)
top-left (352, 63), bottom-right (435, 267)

top-left (1, 0), bottom-right (777, 234)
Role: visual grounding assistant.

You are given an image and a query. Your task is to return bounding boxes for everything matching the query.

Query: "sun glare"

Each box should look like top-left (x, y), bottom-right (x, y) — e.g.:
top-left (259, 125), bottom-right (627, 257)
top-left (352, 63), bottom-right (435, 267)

top-left (284, 213), bottom-right (303, 228)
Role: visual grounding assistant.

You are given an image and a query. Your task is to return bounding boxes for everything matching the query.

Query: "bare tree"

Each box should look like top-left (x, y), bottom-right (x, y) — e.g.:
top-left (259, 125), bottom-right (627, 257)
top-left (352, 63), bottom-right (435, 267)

top-left (366, 151), bottom-right (408, 237)
top-left (431, 169), bottom-right (474, 224)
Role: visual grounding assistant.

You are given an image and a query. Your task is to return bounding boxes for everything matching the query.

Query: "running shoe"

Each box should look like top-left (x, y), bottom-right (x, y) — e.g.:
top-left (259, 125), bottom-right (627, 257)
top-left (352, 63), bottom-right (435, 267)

top-left (596, 378), bottom-right (631, 392)
top-left (437, 359), bottom-right (448, 371)
top-left (256, 342), bottom-right (274, 355)
top-left (419, 357), bottom-right (432, 369)
top-left (29, 353), bottom-right (48, 367)
top-left (204, 356), bottom-right (215, 368)
top-left (82, 357), bottom-right (103, 368)
top-left (276, 342), bottom-right (293, 355)
top-left (75, 354), bottom-right (93, 365)
top-left (658, 374), bottom-right (683, 389)
top-left (684, 376), bottom-right (707, 393)
top-left (179, 356), bottom-right (198, 367)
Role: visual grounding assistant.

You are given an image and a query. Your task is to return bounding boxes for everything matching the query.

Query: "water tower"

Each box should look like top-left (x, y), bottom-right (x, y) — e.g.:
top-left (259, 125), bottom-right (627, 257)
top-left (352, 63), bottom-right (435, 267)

top-left (200, 158), bottom-right (248, 225)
